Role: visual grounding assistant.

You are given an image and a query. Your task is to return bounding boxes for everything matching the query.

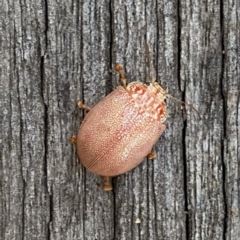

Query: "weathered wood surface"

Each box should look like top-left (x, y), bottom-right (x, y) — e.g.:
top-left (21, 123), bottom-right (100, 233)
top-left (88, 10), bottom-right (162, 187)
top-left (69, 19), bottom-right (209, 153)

top-left (0, 0), bottom-right (239, 239)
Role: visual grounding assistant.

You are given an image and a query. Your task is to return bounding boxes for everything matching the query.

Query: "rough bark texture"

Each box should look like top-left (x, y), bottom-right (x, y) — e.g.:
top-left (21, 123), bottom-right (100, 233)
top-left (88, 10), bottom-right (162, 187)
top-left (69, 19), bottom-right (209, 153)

top-left (0, 0), bottom-right (239, 240)
top-left (181, 1), bottom-right (224, 239)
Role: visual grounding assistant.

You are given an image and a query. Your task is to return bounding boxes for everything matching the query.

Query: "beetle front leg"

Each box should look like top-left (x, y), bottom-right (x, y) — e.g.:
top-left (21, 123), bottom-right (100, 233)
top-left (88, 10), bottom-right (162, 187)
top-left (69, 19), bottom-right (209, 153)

top-left (77, 101), bottom-right (91, 111)
top-left (70, 135), bottom-right (77, 145)
top-left (71, 101), bottom-right (91, 144)
top-left (147, 151), bottom-right (157, 160)
top-left (102, 176), bottom-right (113, 191)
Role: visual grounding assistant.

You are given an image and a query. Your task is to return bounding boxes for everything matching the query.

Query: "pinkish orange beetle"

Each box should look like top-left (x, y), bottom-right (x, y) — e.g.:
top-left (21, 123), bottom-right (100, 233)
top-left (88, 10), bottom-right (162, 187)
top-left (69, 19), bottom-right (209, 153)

top-left (72, 65), bottom-right (168, 190)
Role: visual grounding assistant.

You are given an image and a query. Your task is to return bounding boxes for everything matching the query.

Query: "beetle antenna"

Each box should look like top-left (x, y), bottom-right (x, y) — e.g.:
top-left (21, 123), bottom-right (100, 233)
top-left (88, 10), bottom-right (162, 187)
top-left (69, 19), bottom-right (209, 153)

top-left (165, 93), bottom-right (201, 119)
top-left (145, 42), bottom-right (156, 83)
top-left (115, 64), bottom-right (127, 89)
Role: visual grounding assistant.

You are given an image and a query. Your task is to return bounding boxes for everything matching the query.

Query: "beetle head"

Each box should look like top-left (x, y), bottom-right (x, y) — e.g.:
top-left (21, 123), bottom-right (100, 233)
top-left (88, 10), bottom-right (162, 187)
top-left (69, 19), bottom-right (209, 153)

top-left (126, 81), bottom-right (167, 123)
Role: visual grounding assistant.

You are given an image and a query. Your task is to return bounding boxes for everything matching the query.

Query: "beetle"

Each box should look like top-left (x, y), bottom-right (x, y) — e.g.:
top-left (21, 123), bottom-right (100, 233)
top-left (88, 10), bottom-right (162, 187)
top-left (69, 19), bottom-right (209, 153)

top-left (72, 65), bottom-right (168, 190)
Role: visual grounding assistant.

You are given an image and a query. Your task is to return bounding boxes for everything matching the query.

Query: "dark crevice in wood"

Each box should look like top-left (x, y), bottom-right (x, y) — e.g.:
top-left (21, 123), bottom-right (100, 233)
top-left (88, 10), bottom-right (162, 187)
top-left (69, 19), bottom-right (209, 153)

top-left (154, 1), bottom-right (160, 238)
top-left (14, 15), bottom-right (25, 237)
top-left (21, 181), bottom-right (26, 240)
top-left (79, 3), bottom-right (86, 237)
top-left (44, 0), bottom-right (49, 53)
top-left (41, 0), bottom-right (49, 204)
top-left (112, 177), bottom-right (117, 239)
top-left (109, 1), bottom-right (116, 239)
top-left (16, 89), bottom-right (25, 240)
top-left (17, 73), bottom-right (25, 239)
top-left (83, 169), bottom-right (86, 239)
top-left (124, 6), bottom-right (129, 68)
top-left (152, 162), bottom-right (159, 239)
top-left (18, 88), bottom-right (25, 240)
top-left (147, 161), bottom-right (150, 240)
top-left (155, 0), bottom-right (159, 82)
top-left (220, 0), bottom-right (227, 239)
top-left (48, 190), bottom-right (53, 240)
top-left (80, 0), bottom-right (85, 107)
top-left (41, 0), bottom-right (50, 230)
top-left (178, 0), bottom-right (189, 239)
top-left (40, 53), bottom-right (51, 239)
top-left (221, 130), bottom-right (227, 240)
top-left (107, 0), bottom-right (113, 95)
top-left (182, 93), bottom-right (189, 240)
top-left (220, 1), bottom-right (226, 138)
top-left (137, 210), bottom-right (141, 240)
top-left (144, 1), bottom-right (148, 82)
top-left (10, 24), bottom-right (15, 155)
top-left (177, 0), bottom-right (181, 91)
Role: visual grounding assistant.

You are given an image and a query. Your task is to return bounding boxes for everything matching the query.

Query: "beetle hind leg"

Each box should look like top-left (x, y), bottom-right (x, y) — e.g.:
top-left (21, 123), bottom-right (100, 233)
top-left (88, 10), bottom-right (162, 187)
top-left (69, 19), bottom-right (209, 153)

top-left (102, 176), bottom-right (113, 191)
top-left (77, 101), bottom-right (91, 111)
top-left (115, 64), bottom-right (127, 89)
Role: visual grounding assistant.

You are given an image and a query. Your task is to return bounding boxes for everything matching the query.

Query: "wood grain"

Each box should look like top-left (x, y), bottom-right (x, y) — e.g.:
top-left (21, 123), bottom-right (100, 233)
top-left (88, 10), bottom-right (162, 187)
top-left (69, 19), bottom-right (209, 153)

top-left (181, 0), bottom-right (225, 239)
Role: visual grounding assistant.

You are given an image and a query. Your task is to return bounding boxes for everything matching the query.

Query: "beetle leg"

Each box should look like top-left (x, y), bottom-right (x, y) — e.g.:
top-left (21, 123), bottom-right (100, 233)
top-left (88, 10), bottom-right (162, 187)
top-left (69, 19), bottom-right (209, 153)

top-left (102, 176), bottom-right (113, 191)
top-left (77, 101), bottom-right (91, 111)
top-left (70, 135), bottom-right (77, 145)
top-left (115, 64), bottom-right (127, 89)
top-left (147, 151), bottom-right (157, 160)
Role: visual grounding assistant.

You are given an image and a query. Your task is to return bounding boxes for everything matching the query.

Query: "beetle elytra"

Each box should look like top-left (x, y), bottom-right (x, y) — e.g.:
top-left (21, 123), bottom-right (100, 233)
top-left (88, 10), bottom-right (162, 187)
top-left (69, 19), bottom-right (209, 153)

top-left (72, 65), bottom-right (168, 190)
